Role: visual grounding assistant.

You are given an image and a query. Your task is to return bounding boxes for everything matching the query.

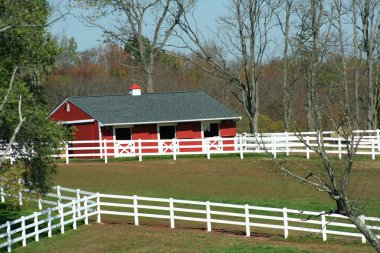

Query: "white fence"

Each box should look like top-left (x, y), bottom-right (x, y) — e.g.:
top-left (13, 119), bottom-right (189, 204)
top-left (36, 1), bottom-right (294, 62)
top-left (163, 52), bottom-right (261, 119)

top-left (2, 130), bottom-right (380, 164)
top-left (1, 186), bottom-right (380, 252)
top-left (0, 190), bottom-right (99, 252)
top-left (49, 130), bottom-right (380, 164)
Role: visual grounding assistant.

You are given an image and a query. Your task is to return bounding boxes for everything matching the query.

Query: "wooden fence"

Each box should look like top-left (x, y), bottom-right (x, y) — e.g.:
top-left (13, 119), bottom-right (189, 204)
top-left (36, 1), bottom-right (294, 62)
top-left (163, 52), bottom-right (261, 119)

top-left (56, 130), bottom-right (380, 163)
top-left (1, 130), bottom-right (380, 164)
top-left (0, 186), bottom-right (380, 252)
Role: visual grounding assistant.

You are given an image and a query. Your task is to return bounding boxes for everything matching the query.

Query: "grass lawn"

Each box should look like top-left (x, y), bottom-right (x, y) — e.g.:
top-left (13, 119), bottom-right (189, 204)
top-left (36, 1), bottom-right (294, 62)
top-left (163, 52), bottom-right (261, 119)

top-left (7, 156), bottom-right (380, 252)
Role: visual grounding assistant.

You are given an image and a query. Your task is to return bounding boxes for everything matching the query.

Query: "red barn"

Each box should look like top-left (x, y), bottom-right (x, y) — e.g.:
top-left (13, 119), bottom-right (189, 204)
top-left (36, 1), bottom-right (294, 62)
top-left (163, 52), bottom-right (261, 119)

top-left (49, 84), bottom-right (241, 157)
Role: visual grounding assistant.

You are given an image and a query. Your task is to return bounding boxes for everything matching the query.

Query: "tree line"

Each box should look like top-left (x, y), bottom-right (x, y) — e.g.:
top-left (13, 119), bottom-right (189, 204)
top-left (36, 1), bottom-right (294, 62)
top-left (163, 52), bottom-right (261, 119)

top-left (1, 0), bottom-right (380, 251)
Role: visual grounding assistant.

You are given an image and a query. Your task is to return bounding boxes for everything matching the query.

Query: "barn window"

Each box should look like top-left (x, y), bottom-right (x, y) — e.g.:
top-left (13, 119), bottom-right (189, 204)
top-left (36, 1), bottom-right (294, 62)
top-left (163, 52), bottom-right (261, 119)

top-left (159, 125), bottom-right (176, 139)
top-left (204, 123), bottom-right (219, 137)
top-left (115, 128), bottom-right (132, 140)
top-left (66, 103), bottom-right (70, 112)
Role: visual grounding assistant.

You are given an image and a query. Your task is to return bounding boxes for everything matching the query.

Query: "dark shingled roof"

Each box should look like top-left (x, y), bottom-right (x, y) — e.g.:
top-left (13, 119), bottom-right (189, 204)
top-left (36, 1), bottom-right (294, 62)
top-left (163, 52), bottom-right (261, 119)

top-left (67, 91), bottom-right (240, 125)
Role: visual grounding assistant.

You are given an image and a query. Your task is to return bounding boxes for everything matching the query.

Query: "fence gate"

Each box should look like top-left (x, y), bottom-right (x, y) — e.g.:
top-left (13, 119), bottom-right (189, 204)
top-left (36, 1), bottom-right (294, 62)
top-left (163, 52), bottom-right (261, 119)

top-left (115, 141), bottom-right (135, 157)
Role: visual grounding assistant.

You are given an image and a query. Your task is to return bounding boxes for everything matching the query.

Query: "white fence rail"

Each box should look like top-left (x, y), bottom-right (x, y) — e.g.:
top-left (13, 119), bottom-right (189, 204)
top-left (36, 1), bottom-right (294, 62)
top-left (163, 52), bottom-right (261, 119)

top-left (1, 185), bottom-right (380, 252)
top-left (52, 130), bottom-right (380, 164)
top-left (2, 130), bottom-right (380, 164)
top-left (0, 192), bottom-right (99, 252)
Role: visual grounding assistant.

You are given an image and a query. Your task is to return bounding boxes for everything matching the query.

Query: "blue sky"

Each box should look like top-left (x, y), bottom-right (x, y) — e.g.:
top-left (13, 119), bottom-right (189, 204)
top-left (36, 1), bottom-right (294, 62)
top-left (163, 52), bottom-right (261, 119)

top-left (49, 0), bottom-right (229, 52)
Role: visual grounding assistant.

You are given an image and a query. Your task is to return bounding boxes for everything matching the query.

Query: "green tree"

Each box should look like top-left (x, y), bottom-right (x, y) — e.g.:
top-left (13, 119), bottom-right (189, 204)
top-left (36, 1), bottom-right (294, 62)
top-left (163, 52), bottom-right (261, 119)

top-left (0, 0), bottom-right (68, 199)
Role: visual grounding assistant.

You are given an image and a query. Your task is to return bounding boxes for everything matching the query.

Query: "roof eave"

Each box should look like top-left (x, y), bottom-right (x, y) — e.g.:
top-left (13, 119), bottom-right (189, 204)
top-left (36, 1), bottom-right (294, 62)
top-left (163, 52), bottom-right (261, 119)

top-left (102, 116), bottom-right (242, 126)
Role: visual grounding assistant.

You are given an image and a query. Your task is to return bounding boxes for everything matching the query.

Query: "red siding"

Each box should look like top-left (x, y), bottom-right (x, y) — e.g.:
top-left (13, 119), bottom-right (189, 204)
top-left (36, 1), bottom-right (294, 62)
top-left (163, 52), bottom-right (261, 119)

top-left (69, 121), bottom-right (99, 158)
top-left (50, 100), bottom-right (99, 158)
top-left (176, 122), bottom-right (202, 152)
top-left (132, 124), bottom-right (159, 153)
top-left (220, 120), bottom-right (237, 137)
top-left (50, 100), bottom-right (93, 122)
top-left (220, 120), bottom-right (237, 151)
top-left (101, 127), bottom-right (114, 156)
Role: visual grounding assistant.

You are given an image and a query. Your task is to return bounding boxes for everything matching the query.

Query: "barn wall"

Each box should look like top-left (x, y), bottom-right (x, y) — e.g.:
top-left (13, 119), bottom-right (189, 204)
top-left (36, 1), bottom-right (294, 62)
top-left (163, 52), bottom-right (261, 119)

top-left (176, 122), bottom-right (202, 152)
top-left (220, 120), bottom-right (237, 137)
top-left (220, 120), bottom-right (237, 151)
top-left (50, 100), bottom-right (93, 122)
top-left (71, 121), bottom-right (99, 158)
top-left (101, 126), bottom-right (114, 157)
top-left (132, 124), bottom-right (159, 153)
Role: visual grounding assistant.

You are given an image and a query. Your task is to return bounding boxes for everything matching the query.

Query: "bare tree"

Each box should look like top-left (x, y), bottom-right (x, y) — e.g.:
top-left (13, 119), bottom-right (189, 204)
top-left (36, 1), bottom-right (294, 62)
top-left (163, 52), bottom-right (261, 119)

top-left (178, 0), bottom-right (279, 133)
top-left (78, 0), bottom-right (192, 93)
top-left (356, 0), bottom-right (380, 129)
top-left (275, 0), bottom-right (299, 131)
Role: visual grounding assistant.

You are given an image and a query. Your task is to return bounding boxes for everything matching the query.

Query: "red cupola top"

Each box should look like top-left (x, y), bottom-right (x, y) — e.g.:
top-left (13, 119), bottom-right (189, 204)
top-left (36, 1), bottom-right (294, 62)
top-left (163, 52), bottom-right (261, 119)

top-left (129, 83), bottom-right (141, 90)
top-left (129, 83), bottom-right (141, 96)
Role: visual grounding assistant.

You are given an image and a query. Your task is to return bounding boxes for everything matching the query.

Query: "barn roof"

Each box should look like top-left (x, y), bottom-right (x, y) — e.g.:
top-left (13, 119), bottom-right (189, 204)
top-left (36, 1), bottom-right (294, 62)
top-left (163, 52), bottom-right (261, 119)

top-left (65, 91), bottom-right (240, 125)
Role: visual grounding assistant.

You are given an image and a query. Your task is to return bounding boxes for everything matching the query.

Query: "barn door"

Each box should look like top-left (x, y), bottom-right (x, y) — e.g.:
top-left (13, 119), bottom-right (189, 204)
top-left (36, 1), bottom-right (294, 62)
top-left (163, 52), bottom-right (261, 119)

top-left (158, 125), bottom-right (177, 154)
top-left (114, 127), bottom-right (135, 157)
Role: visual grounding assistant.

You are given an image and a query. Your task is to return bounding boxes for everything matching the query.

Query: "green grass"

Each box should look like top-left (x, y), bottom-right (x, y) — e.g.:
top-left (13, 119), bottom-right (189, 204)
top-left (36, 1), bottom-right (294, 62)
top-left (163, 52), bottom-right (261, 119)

top-left (4, 157), bottom-right (380, 252)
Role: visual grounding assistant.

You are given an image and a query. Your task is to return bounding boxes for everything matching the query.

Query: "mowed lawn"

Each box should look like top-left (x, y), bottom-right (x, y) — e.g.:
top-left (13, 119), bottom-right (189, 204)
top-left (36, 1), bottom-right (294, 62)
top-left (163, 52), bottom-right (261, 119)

top-left (17, 156), bottom-right (380, 252)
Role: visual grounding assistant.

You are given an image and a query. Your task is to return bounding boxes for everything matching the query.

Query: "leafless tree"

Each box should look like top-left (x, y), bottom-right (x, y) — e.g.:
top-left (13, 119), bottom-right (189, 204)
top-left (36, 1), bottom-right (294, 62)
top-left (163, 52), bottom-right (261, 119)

top-left (357, 0), bottom-right (380, 129)
top-left (177, 0), bottom-right (279, 133)
top-left (275, 0), bottom-right (299, 131)
top-left (77, 0), bottom-right (193, 93)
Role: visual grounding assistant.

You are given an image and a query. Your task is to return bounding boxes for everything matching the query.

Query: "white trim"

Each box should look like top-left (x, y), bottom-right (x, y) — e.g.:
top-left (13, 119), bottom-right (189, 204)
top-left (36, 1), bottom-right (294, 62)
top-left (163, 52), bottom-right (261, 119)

top-left (57, 119), bottom-right (95, 125)
top-left (114, 126), bottom-right (133, 140)
top-left (49, 99), bottom-right (104, 126)
top-left (157, 125), bottom-right (176, 140)
top-left (104, 117), bottom-right (241, 126)
top-left (49, 99), bottom-right (69, 117)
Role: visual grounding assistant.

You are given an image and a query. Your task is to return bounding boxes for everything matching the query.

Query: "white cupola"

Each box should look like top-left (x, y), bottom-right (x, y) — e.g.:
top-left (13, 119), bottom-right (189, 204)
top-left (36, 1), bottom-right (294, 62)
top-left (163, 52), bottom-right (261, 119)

top-left (129, 83), bottom-right (142, 96)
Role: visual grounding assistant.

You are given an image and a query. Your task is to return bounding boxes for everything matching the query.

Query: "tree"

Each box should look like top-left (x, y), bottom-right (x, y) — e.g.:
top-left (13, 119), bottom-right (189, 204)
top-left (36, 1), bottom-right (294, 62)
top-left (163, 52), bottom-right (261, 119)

top-left (77, 0), bottom-right (194, 93)
top-left (178, 0), bottom-right (279, 133)
top-left (0, 0), bottom-right (68, 199)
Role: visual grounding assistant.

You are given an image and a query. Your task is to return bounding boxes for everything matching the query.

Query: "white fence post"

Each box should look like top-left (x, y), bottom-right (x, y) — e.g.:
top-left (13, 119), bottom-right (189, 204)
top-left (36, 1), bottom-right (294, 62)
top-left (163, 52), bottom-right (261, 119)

top-left (72, 200), bottom-right (77, 230)
top-left (104, 139), bottom-right (108, 164)
top-left (133, 195), bottom-right (139, 226)
top-left (97, 193), bottom-right (101, 224)
top-left (371, 140), bottom-right (375, 160)
top-left (338, 137), bottom-right (342, 160)
top-left (7, 221), bottom-right (11, 253)
top-left (377, 129), bottom-right (380, 151)
top-left (1, 186), bottom-right (5, 203)
top-left (206, 201), bottom-right (211, 232)
top-left (169, 198), bottom-right (175, 228)
top-left (21, 216), bottom-right (26, 246)
top-left (306, 136), bottom-right (310, 159)
top-left (76, 189), bottom-right (81, 217)
top-left (283, 208), bottom-right (288, 239)
top-left (321, 213), bottom-right (327, 241)
top-left (239, 136), bottom-right (244, 159)
top-left (18, 179), bottom-right (23, 206)
top-left (59, 204), bottom-right (65, 234)
top-left (360, 215), bottom-right (366, 243)
top-left (57, 185), bottom-right (61, 206)
top-left (38, 198), bottom-right (42, 210)
top-left (138, 139), bottom-right (142, 162)
top-left (206, 140), bottom-right (210, 160)
top-left (65, 141), bottom-right (69, 164)
top-left (285, 132), bottom-right (289, 156)
top-left (48, 208), bottom-right (52, 238)
top-left (245, 204), bottom-right (250, 237)
top-left (84, 196), bottom-right (89, 225)
top-left (9, 147), bottom-right (13, 165)
top-left (273, 138), bottom-right (277, 158)
top-left (173, 139), bottom-right (177, 161)
top-left (34, 212), bottom-right (39, 242)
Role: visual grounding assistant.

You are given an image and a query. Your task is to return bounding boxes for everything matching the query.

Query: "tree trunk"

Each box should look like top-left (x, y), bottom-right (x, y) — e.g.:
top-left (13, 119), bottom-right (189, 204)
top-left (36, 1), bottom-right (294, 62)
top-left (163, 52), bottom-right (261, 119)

top-left (353, 0), bottom-right (361, 129)
top-left (145, 61), bottom-right (154, 93)
top-left (349, 214), bottom-right (380, 252)
top-left (282, 0), bottom-right (292, 131)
